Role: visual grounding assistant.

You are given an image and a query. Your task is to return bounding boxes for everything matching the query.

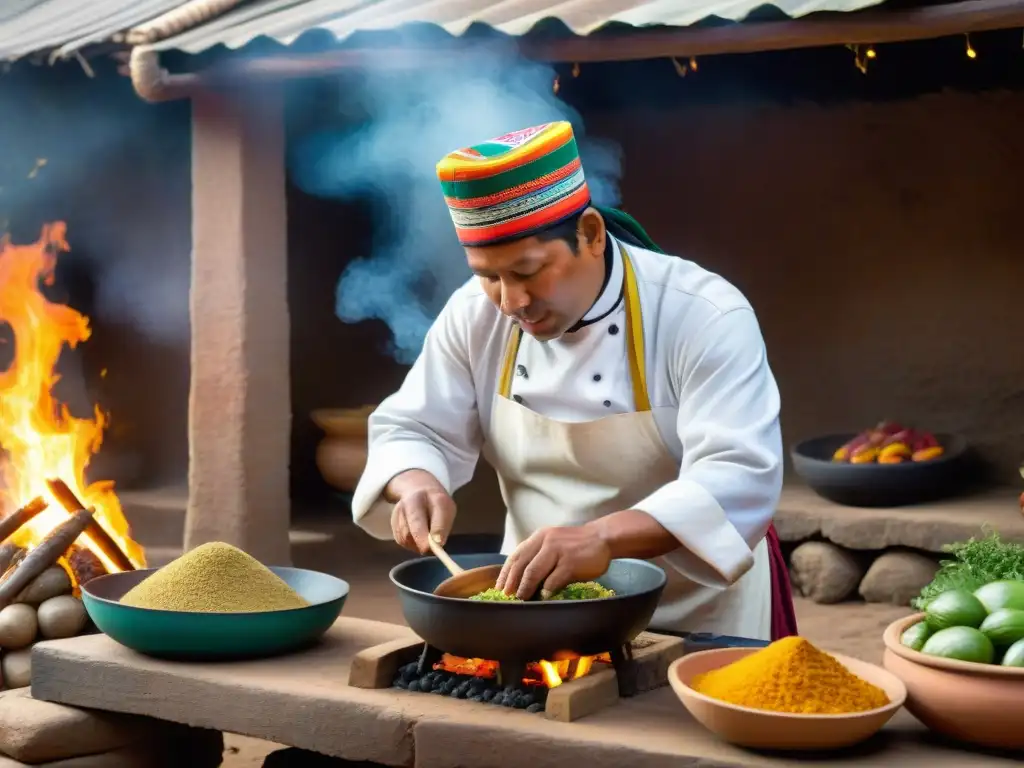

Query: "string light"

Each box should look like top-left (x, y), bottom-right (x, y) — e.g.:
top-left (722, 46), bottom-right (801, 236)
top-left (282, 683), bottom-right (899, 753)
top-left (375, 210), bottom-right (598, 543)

top-left (689, 56), bottom-right (699, 72)
top-left (965, 33), bottom-right (977, 59)
top-left (670, 57), bottom-right (689, 76)
top-left (552, 74), bottom-right (560, 94)
top-left (571, 62), bottom-right (580, 78)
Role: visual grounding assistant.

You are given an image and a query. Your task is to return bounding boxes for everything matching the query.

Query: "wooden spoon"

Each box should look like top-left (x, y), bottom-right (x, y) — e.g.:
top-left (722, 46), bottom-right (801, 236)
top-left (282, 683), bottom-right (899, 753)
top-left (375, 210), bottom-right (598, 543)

top-left (428, 535), bottom-right (504, 599)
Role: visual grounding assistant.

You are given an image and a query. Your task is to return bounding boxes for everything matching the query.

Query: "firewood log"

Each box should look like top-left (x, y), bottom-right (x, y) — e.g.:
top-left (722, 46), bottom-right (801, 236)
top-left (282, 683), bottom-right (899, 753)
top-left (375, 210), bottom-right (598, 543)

top-left (0, 508), bottom-right (94, 611)
top-left (0, 498), bottom-right (47, 544)
top-left (0, 543), bottom-right (24, 574)
top-left (45, 480), bottom-right (134, 572)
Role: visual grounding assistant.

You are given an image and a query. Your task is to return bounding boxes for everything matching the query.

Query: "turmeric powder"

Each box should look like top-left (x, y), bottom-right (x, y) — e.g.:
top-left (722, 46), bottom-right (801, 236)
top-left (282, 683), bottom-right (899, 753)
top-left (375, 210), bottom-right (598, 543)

top-left (691, 636), bottom-right (889, 715)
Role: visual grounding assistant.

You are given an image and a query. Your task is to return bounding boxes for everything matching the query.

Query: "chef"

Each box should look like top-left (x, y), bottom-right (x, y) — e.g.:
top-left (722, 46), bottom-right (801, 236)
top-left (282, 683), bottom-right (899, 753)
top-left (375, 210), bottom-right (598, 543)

top-left (351, 121), bottom-right (797, 641)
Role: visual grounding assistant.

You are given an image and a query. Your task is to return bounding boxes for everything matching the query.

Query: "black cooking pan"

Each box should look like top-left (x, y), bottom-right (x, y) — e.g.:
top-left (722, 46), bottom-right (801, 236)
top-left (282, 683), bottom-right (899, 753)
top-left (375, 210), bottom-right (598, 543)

top-left (389, 553), bottom-right (666, 661)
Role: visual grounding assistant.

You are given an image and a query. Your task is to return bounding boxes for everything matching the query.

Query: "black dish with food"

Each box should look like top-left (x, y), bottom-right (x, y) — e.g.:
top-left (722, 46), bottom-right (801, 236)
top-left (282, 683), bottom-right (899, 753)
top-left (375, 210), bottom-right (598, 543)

top-left (389, 553), bottom-right (666, 661)
top-left (791, 432), bottom-right (969, 507)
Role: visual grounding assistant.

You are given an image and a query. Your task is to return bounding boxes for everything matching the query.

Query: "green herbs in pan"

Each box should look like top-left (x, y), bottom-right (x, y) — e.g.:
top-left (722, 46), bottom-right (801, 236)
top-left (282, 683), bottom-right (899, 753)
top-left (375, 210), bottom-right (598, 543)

top-left (469, 581), bottom-right (617, 602)
top-left (469, 588), bottom-right (520, 602)
top-left (546, 581), bottom-right (616, 600)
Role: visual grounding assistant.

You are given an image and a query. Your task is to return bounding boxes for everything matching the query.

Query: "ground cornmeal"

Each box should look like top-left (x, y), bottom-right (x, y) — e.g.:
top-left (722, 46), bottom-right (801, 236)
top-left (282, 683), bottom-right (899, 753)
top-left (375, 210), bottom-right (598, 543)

top-left (690, 636), bottom-right (889, 715)
top-left (120, 542), bottom-right (309, 613)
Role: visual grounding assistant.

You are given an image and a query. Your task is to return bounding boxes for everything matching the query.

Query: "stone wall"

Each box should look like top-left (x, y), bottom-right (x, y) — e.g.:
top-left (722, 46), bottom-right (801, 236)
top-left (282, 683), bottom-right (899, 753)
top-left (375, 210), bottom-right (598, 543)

top-left (9, 55), bottom-right (1024, 526)
top-left (291, 87), bottom-right (1024, 531)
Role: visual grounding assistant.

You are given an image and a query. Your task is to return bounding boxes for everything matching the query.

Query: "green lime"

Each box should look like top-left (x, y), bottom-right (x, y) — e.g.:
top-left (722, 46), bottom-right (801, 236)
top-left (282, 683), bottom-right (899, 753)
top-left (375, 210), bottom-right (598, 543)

top-left (973, 580), bottom-right (1024, 614)
top-left (979, 608), bottom-right (1024, 648)
top-left (921, 626), bottom-right (995, 664)
top-left (1000, 638), bottom-right (1024, 667)
top-left (900, 621), bottom-right (932, 651)
top-left (925, 589), bottom-right (988, 631)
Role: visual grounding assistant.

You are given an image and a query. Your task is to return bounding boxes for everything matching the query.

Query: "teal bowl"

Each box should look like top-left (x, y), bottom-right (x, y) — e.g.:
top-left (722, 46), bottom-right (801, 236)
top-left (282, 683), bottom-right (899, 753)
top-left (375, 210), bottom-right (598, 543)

top-left (81, 567), bottom-right (349, 661)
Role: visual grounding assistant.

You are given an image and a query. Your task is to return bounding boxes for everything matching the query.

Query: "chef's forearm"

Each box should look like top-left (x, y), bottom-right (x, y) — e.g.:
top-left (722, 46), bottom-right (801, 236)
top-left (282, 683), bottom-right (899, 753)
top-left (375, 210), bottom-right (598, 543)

top-left (584, 509), bottom-right (680, 560)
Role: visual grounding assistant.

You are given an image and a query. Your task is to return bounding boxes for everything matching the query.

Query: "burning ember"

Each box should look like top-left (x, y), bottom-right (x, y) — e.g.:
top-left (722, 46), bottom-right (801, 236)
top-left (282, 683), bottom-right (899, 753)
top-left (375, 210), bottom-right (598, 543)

top-left (435, 651), bottom-right (612, 689)
top-left (0, 223), bottom-right (143, 580)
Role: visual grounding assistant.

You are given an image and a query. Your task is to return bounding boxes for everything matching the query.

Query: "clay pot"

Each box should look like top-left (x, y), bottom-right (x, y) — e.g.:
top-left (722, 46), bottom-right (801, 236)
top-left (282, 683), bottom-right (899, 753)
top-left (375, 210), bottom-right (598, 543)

top-left (311, 405), bottom-right (376, 493)
top-left (881, 612), bottom-right (1024, 750)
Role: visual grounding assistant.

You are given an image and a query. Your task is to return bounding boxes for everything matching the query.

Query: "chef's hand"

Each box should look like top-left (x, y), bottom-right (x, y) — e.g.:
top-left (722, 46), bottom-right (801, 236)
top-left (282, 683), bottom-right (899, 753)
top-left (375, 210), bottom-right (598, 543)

top-left (384, 470), bottom-right (456, 555)
top-left (495, 525), bottom-right (611, 601)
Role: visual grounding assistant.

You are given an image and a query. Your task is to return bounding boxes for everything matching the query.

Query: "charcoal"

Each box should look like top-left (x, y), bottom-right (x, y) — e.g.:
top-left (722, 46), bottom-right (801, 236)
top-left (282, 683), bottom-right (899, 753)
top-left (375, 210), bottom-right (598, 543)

top-left (389, 668), bottom-right (549, 714)
top-left (400, 663), bottom-right (419, 682)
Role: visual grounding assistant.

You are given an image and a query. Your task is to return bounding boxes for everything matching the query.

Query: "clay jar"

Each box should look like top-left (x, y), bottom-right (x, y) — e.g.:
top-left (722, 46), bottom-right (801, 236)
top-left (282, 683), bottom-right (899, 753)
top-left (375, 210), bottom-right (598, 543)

top-left (311, 405), bottom-right (376, 492)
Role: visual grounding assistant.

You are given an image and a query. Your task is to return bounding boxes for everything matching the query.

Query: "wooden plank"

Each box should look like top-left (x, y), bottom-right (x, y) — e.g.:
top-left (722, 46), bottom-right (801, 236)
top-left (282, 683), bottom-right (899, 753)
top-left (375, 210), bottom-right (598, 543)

top-left (631, 633), bottom-right (686, 695)
top-left (544, 668), bottom-right (619, 723)
top-left (347, 637), bottom-right (424, 690)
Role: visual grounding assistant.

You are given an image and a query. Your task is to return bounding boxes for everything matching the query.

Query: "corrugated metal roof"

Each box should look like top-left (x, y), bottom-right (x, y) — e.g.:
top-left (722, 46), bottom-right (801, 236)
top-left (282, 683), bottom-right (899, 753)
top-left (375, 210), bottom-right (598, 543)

top-left (143, 0), bottom-right (887, 54)
top-left (0, 0), bottom-right (186, 61)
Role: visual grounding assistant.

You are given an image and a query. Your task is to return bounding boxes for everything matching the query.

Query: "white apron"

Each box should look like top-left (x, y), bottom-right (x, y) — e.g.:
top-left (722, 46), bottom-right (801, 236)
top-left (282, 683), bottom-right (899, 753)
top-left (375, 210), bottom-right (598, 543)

top-left (481, 246), bottom-right (772, 639)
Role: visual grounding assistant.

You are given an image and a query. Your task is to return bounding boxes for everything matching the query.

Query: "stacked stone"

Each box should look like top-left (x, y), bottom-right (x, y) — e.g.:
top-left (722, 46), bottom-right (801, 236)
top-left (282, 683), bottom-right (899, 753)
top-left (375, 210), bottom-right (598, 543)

top-left (0, 689), bottom-right (223, 766)
top-left (788, 541), bottom-right (939, 606)
top-left (0, 568), bottom-right (90, 690)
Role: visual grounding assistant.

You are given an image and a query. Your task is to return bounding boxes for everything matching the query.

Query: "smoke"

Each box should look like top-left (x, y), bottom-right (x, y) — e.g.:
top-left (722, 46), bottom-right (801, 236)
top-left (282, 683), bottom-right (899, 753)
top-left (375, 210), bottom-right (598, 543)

top-left (289, 47), bottom-right (623, 364)
top-left (0, 60), bottom-right (191, 347)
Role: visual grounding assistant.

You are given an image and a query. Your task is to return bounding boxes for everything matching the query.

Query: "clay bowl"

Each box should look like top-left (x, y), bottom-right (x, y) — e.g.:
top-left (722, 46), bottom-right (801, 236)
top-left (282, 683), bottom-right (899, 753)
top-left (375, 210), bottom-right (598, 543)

top-left (668, 647), bottom-right (906, 751)
top-left (882, 612), bottom-right (1024, 750)
top-left (791, 432), bottom-right (968, 507)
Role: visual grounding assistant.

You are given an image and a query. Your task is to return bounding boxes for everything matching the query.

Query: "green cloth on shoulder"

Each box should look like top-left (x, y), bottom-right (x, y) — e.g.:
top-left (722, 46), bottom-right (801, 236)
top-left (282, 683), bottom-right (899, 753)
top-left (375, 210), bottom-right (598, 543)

top-left (596, 206), bottom-right (664, 254)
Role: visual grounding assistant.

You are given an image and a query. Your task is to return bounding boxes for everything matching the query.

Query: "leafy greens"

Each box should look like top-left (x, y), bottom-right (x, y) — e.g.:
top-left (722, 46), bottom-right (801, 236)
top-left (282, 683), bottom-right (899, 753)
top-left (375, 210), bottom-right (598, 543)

top-left (912, 530), bottom-right (1024, 609)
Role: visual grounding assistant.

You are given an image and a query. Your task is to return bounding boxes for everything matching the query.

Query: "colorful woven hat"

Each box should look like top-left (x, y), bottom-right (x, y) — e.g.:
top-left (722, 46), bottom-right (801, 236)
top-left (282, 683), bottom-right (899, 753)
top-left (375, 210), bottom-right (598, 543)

top-left (436, 121), bottom-right (591, 247)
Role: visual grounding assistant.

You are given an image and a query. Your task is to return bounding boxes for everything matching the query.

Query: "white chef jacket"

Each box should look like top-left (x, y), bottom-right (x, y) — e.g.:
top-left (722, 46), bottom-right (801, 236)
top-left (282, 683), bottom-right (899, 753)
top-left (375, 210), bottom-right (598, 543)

top-left (351, 237), bottom-right (783, 588)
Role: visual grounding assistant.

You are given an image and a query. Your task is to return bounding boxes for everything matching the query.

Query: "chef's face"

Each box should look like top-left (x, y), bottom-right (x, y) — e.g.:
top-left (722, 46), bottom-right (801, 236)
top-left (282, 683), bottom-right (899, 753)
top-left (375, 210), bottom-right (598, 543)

top-left (466, 208), bottom-right (607, 341)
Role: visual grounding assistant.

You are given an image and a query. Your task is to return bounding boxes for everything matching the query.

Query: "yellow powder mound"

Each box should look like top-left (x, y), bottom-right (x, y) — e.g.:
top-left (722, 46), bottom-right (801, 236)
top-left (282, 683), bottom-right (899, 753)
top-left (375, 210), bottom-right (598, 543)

top-left (120, 542), bottom-right (309, 613)
top-left (690, 636), bottom-right (890, 715)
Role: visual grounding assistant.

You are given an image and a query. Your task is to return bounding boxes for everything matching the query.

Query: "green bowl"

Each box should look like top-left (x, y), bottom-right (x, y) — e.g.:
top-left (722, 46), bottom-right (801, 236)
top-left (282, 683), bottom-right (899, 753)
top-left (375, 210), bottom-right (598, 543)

top-left (81, 566), bottom-right (349, 661)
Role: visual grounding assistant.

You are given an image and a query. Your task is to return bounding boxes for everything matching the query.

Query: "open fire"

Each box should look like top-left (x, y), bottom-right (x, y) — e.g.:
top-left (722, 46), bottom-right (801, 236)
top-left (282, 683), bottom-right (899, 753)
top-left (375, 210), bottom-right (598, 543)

top-left (0, 223), bottom-right (143, 589)
top-left (357, 633), bottom-right (683, 722)
top-left (435, 651), bottom-right (612, 689)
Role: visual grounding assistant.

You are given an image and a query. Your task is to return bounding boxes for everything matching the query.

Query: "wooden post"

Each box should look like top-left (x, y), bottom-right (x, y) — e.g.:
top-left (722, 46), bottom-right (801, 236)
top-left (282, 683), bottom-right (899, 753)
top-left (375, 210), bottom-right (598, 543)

top-left (186, 87), bottom-right (291, 565)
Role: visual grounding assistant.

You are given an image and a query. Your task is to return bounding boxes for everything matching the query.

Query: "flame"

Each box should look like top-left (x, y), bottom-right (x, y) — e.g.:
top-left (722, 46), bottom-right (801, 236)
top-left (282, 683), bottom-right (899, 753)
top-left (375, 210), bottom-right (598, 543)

top-left (435, 651), bottom-right (610, 689)
top-left (537, 656), bottom-right (596, 689)
top-left (0, 223), bottom-right (145, 572)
